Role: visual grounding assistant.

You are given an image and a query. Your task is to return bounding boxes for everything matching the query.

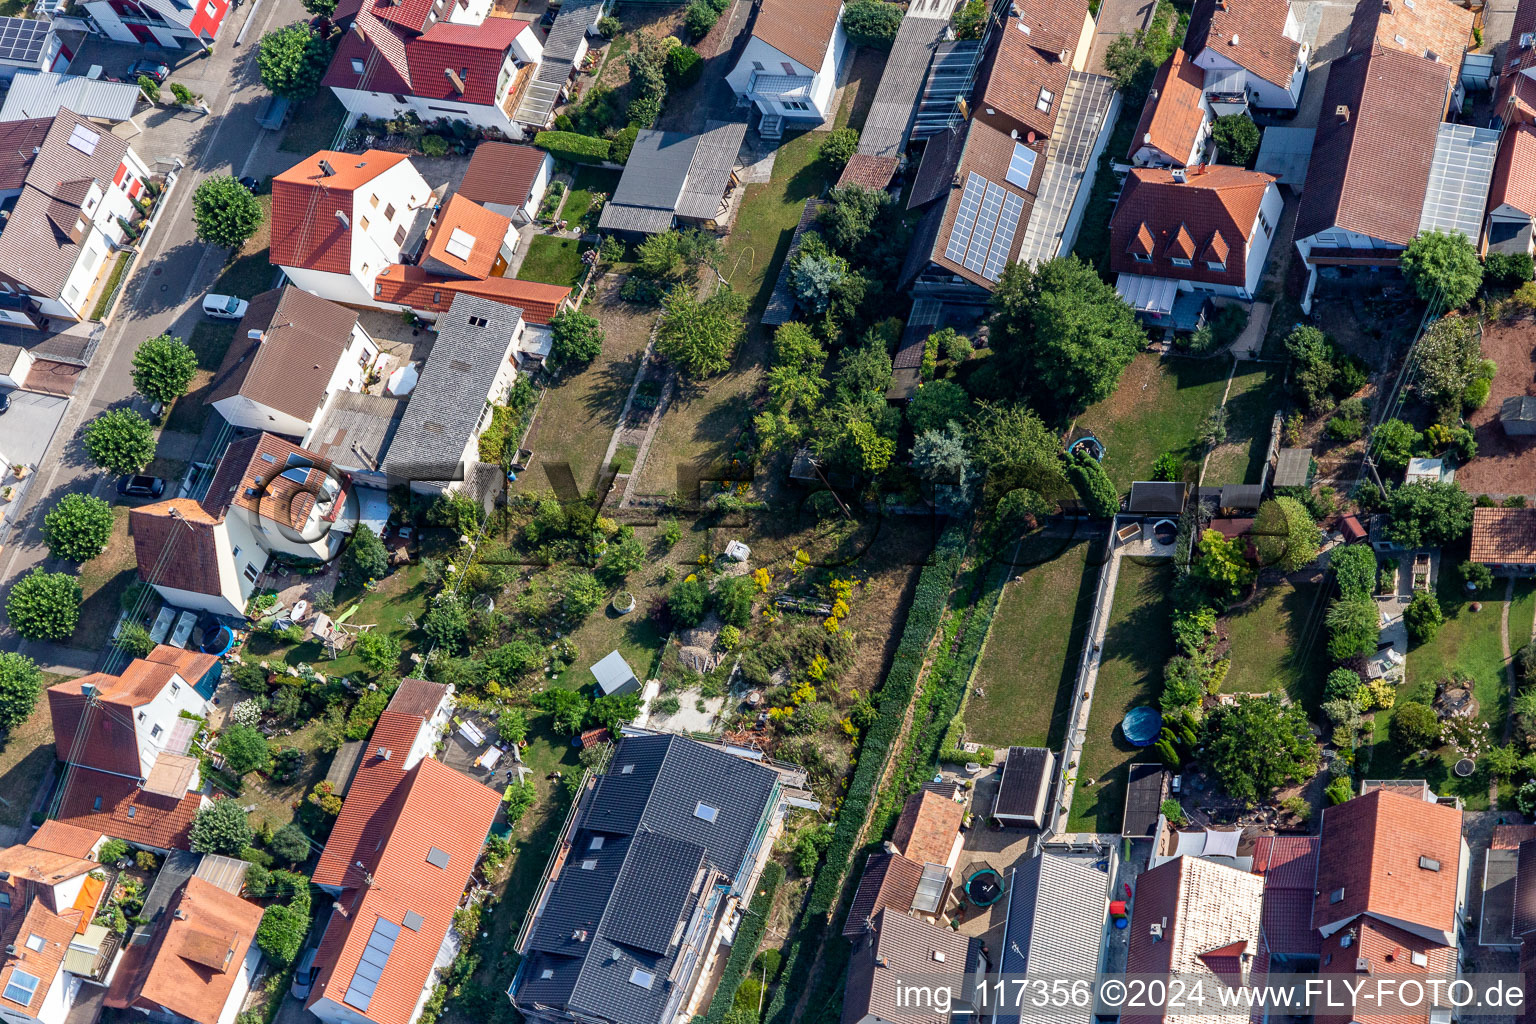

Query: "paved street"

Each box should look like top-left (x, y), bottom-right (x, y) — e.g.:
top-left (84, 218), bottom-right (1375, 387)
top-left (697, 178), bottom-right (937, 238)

top-left (0, 0), bottom-right (307, 667)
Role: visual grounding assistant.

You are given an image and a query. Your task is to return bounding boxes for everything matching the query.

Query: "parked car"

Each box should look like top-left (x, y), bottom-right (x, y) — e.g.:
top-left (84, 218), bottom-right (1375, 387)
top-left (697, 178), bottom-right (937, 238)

top-left (0, 391), bottom-right (10, 414)
top-left (116, 475), bottom-right (165, 499)
top-left (237, 176), bottom-right (259, 194)
top-left (202, 293), bottom-right (248, 319)
top-left (290, 946), bottom-right (319, 1000)
top-left (127, 60), bottom-right (171, 83)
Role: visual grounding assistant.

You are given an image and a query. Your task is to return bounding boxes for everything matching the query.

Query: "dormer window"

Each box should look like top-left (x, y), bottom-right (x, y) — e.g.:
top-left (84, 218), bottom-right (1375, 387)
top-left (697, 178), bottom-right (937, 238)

top-left (1207, 261), bottom-right (1226, 272)
top-left (1133, 252), bottom-right (1151, 263)
top-left (1171, 257), bottom-right (1192, 267)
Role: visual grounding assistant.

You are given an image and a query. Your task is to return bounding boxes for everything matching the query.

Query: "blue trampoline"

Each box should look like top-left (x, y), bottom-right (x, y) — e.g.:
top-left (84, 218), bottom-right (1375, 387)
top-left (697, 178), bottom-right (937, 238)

top-left (1069, 435), bottom-right (1106, 462)
top-left (1121, 706), bottom-right (1163, 747)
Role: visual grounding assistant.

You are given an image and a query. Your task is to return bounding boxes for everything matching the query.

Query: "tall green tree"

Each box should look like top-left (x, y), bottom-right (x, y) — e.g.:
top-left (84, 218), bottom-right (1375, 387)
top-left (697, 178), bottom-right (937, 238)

top-left (906, 379), bottom-right (971, 435)
top-left (1401, 229), bottom-right (1483, 310)
top-left (840, 0), bottom-right (901, 47)
top-left (83, 408), bottom-right (156, 475)
top-left (0, 652), bottom-right (43, 731)
top-left (1253, 496), bottom-right (1318, 572)
top-left (42, 493), bottom-right (115, 562)
top-left (1192, 529), bottom-right (1254, 603)
top-left (1211, 114), bottom-right (1261, 164)
top-left (1412, 313), bottom-right (1482, 409)
top-left (1200, 695), bottom-right (1319, 804)
top-left (131, 333), bottom-right (198, 404)
top-left (339, 525), bottom-right (388, 586)
top-left (549, 308), bottom-right (604, 370)
top-left (6, 569), bottom-right (81, 640)
top-left (257, 25), bottom-right (332, 100)
top-left (189, 799), bottom-right (253, 854)
top-left (656, 286), bottom-right (747, 377)
top-left (1383, 480), bottom-right (1474, 548)
top-left (988, 256), bottom-right (1145, 420)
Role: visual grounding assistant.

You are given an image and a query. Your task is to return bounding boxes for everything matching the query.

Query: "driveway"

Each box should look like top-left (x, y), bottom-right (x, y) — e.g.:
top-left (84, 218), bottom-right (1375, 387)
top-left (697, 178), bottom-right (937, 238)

top-left (0, 390), bottom-right (69, 469)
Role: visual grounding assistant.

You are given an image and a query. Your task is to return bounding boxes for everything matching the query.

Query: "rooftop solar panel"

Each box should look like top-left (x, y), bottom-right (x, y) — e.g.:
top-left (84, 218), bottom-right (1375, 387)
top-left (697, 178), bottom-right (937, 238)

top-left (962, 180), bottom-right (1007, 274)
top-left (0, 19), bottom-right (47, 64)
top-left (983, 190), bottom-right (1026, 281)
top-left (1006, 143), bottom-right (1037, 189)
top-left (344, 916), bottom-right (401, 1012)
top-left (943, 172), bottom-right (986, 266)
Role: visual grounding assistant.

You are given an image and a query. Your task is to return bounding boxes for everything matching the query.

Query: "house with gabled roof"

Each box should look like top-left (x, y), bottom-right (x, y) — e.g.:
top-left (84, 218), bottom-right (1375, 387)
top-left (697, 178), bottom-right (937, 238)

top-left (456, 141), bottom-right (553, 224)
top-left (510, 733), bottom-right (794, 1024)
top-left (207, 286), bottom-right (381, 439)
top-left (1122, 854), bottom-right (1265, 1024)
top-left (1496, 0), bottom-right (1536, 126)
top-left (304, 679), bottom-right (497, 1024)
top-left (131, 433), bottom-right (387, 617)
top-left (0, 109), bottom-right (151, 329)
top-left (842, 909), bottom-right (977, 1024)
top-left (1128, 48), bottom-right (1213, 168)
top-left (1110, 164), bottom-right (1281, 324)
top-left (105, 876), bottom-right (263, 1024)
top-left (46, 646), bottom-right (216, 852)
top-left (725, 0), bottom-right (848, 137)
top-left (1310, 788), bottom-right (1466, 1024)
top-left (1182, 0), bottom-right (1308, 112)
top-left (322, 0), bottom-right (544, 137)
top-left (1484, 121), bottom-right (1536, 256)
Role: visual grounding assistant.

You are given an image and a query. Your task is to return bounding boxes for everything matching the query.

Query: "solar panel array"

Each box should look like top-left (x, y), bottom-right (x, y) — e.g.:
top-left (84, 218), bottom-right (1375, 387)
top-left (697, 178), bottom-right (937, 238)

top-left (0, 18), bottom-right (48, 64)
top-left (1418, 123), bottom-right (1499, 241)
top-left (1006, 143), bottom-right (1037, 189)
top-left (943, 172), bottom-right (1025, 282)
top-left (67, 123), bottom-right (99, 157)
top-left (344, 916), bottom-right (401, 1012)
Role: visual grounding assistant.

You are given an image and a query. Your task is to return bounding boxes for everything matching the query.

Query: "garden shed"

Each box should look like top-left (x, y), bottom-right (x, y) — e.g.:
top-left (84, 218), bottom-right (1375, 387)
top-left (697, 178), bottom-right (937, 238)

top-left (590, 649), bottom-right (640, 696)
top-left (991, 747), bottom-right (1054, 828)
top-left (1273, 447), bottom-right (1312, 488)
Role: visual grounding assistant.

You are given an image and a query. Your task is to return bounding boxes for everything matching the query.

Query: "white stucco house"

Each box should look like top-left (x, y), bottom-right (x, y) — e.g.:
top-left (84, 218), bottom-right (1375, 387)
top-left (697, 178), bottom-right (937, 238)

top-left (1109, 165), bottom-right (1283, 324)
top-left (1182, 0), bottom-right (1309, 112)
top-left (322, 0), bottom-right (544, 137)
top-left (726, 0), bottom-right (847, 137)
top-left (207, 286), bottom-right (380, 438)
top-left (1127, 48), bottom-right (1213, 168)
top-left (0, 110), bottom-right (151, 328)
top-left (131, 434), bottom-right (389, 617)
top-left (75, 0), bottom-right (231, 48)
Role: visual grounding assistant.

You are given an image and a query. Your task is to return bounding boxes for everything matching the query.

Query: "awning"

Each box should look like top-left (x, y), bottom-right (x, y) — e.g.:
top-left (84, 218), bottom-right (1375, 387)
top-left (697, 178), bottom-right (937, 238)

top-left (1115, 273), bottom-right (1179, 316)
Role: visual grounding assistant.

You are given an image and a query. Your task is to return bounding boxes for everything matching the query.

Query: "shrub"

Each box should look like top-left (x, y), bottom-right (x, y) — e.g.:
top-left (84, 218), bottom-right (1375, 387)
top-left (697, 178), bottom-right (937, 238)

top-left (257, 902), bottom-right (309, 967)
top-left (117, 622), bottom-right (155, 659)
top-left (1326, 776), bottom-right (1354, 804)
top-left (532, 130), bottom-right (612, 164)
top-left (1326, 597), bottom-right (1379, 660)
top-left (1211, 114), bottom-right (1260, 164)
top-left (218, 724), bottom-right (271, 775)
top-left (98, 839), bottom-right (130, 864)
top-left (597, 14), bottom-right (620, 34)
top-left (1401, 229), bottom-right (1483, 310)
top-left (1462, 560), bottom-right (1495, 591)
top-left (665, 45), bottom-right (703, 87)
top-left (256, 23), bottom-right (331, 100)
top-left (819, 127), bottom-right (859, 168)
top-left (419, 133), bottom-right (449, 157)
top-left (354, 631), bottom-right (401, 675)
top-left (669, 576), bottom-right (709, 627)
top-left (1067, 452), bottom-right (1118, 517)
top-left (701, 863), bottom-right (784, 1024)
top-left (842, 0), bottom-right (902, 47)
top-left (1330, 544), bottom-right (1377, 600)
top-left (268, 823), bottom-right (310, 863)
top-left (714, 575), bottom-right (755, 629)
top-left (611, 124), bottom-right (640, 163)
top-left (1404, 590), bottom-right (1444, 645)
top-left (1485, 251), bottom-right (1535, 289)
top-left (6, 569), bottom-right (81, 641)
top-left (43, 493), bottom-right (115, 562)
top-left (1391, 700), bottom-right (1441, 750)
top-left (339, 524), bottom-right (388, 586)
top-left (1325, 667), bottom-right (1363, 702)
top-left (1463, 377), bottom-right (1491, 411)
top-left (684, 0), bottom-right (717, 38)
top-left (1152, 450), bottom-right (1181, 482)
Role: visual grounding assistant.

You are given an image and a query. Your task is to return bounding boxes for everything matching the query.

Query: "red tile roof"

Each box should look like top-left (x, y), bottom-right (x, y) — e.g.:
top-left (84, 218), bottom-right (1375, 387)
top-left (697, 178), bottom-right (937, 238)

top-left (0, 899), bottom-right (78, 1017)
top-left (1184, 0), bottom-right (1303, 90)
top-left (130, 499), bottom-right (226, 600)
top-left (1128, 49), bottom-right (1207, 165)
top-left (27, 821), bottom-right (102, 860)
top-left (270, 150), bottom-right (412, 274)
top-left (1295, 46), bottom-right (1452, 245)
top-left (1347, 0), bottom-right (1471, 87)
top-left (1489, 122), bottom-right (1536, 219)
top-left (1109, 165), bottom-right (1275, 287)
top-left (1501, 0), bottom-right (1536, 96)
top-left (890, 790), bottom-right (963, 867)
top-left (976, 1), bottom-right (1089, 142)
top-left (307, 756), bottom-right (500, 1024)
top-left (54, 769), bottom-right (203, 851)
top-left (836, 153), bottom-right (898, 191)
top-left (1312, 788), bottom-right (1462, 941)
top-left (322, 9), bottom-right (413, 97)
top-left (1252, 836), bottom-right (1321, 958)
top-left (404, 17), bottom-right (524, 105)
top-left (1471, 506), bottom-right (1536, 563)
top-left (751, 0), bottom-right (842, 70)
top-left (311, 710), bottom-right (428, 891)
top-left (107, 876), bottom-right (263, 1024)
top-left (423, 194), bottom-right (512, 279)
top-left (199, 432), bottom-right (339, 530)
top-left (371, 263), bottom-right (569, 323)
top-left (458, 142), bottom-right (547, 209)
top-left (844, 851), bottom-right (926, 938)
top-left (1316, 917), bottom-right (1455, 1024)
top-left (49, 648), bottom-right (216, 777)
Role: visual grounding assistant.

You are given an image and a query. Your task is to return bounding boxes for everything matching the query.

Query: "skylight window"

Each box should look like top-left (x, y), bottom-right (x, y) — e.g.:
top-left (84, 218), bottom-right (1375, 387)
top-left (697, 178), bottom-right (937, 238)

top-left (1005, 143), bottom-right (1036, 189)
top-left (589, 837), bottom-right (604, 851)
top-left (3, 971), bottom-right (38, 1006)
top-left (1329, 887), bottom-right (1345, 904)
top-left (581, 859), bottom-right (598, 870)
top-left (540, 969), bottom-right (555, 979)
top-left (629, 967), bottom-right (655, 989)
top-left (24, 935), bottom-right (43, 953)
top-left (620, 764), bottom-right (634, 774)
top-left (1419, 856), bottom-right (1441, 872)
top-left (1411, 951), bottom-right (1428, 967)
top-left (694, 802), bottom-right (719, 823)
top-left (1036, 88), bottom-right (1054, 113)
top-left (444, 227), bottom-right (476, 262)
top-left (402, 911), bottom-right (425, 932)
top-left (67, 124), bottom-right (99, 156)
top-left (426, 847), bottom-right (451, 869)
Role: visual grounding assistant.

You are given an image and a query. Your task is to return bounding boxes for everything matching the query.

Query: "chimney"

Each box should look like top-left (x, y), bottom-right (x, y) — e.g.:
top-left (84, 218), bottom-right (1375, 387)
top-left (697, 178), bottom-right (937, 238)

top-left (1336, 104), bottom-right (1351, 121)
top-left (875, 957), bottom-right (889, 968)
top-left (318, 158), bottom-right (336, 177)
top-left (0, 872), bottom-right (10, 882)
top-left (377, 747), bottom-right (392, 760)
top-left (881, 841), bottom-right (898, 855)
top-left (174, 910), bottom-right (187, 920)
top-left (335, 209), bottom-right (350, 229)
top-left (1058, 47), bottom-right (1069, 62)
top-left (1172, 167), bottom-right (1187, 183)
top-left (444, 68), bottom-right (466, 94)
top-left (5, 945), bottom-right (14, 956)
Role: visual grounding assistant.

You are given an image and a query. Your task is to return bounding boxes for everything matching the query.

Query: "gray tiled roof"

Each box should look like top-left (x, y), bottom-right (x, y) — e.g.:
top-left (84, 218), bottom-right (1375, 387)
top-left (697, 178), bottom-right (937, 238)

top-left (996, 850), bottom-right (1111, 1024)
top-left (383, 292), bottom-right (521, 480)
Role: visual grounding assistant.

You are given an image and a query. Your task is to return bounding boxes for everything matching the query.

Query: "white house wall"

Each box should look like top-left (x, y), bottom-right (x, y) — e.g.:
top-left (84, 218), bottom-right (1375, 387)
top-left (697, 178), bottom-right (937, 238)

top-left (212, 393), bottom-right (313, 437)
top-left (511, 24), bottom-right (542, 64)
top-left (447, 0), bottom-right (491, 25)
top-left (0, 346), bottom-right (33, 388)
top-left (214, 943), bottom-right (262, 1024)
top-left (51, 872), bottom-right (88, 914)
top-left (148, 581), bottom-right (244, 619)
top-left (279, 266), bottom-right (376, 307)
top-left (1242, 183), bottom-right (1283, 296)
top-left (728, 27), bottom-right (848, 122)
top-left (521, 153), bottom-right (553, 223)
top-left (36, 966), bottom-right (69, 1024)
top-left (133, 670), bottom-right (212, 777)
top-left (350, 160), bottom-right (434, 296)
top-left (329, 86), bottom-right (527, 138)
top-left (1191, 44), bottom-right (1306, 109)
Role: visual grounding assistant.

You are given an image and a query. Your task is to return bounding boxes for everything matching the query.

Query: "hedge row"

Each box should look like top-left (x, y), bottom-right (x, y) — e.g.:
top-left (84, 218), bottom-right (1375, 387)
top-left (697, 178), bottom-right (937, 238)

top-left (533, 130), bottom-right (612, 164)
top-left (921, 562), bottom-right (1007, 776)
top-left (805, 525), bottom-right (966, 917)
top-left (701, 862), bottom-right (784, 1024)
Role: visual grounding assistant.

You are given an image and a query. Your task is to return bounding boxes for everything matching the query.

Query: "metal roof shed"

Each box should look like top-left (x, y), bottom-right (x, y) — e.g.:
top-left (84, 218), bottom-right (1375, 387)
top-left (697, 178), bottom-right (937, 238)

top-left (0, 72), bottom-right (141, 122)
top-left (590, 649), bottom-right (639, 696)
top-left (1274, 447), bottom-right (1312, 488)
top-left (1128, 481), bottom-right (1187, 515)
top-left (1219, 484), bottom-right (1263, 510)
top-left (1122, 762), bottom-right (1167, 839)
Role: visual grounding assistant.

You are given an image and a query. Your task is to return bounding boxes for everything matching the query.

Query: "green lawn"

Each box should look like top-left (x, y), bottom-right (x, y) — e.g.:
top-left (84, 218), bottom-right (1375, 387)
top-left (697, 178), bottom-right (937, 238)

top-left (966, 534), bottom-right (1101, 749)
top-left (71, 506), bottom-right (136, 653)
top-left (1074, 354), bottom-right (1232, 491)
top-left (0, 689), bottom-right (61, 827)
top-left (1204, 362), bottom-right (1284, 486)
top-left (165, 320), bottom-right (237, 434)
top-left (1220, 579), bottom-right (1329, 711)
top-left (518, 235), bottom-right (586, 288)
top-left (1360, 567), bottom-right (1534, 809)
top-left (565, 167), bottom-right (622, 229)
top-left (1068, 559), bottom-right (1176, 833)
top-left (279, 90), bottom-right (348, 154)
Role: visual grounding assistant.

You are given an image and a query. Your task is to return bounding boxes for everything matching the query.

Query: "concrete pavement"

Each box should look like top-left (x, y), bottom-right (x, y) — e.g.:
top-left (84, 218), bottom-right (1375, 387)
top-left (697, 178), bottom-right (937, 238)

top-left (0, 0), bottom-right (307, 666)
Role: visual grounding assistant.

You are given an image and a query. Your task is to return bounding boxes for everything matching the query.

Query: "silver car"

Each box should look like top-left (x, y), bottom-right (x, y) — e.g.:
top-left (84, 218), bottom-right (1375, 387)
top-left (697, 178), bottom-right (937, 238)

top-left (290, 946), bottom-right (319, 1000)
top-left (202, 293), bottom-right (248, 319)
